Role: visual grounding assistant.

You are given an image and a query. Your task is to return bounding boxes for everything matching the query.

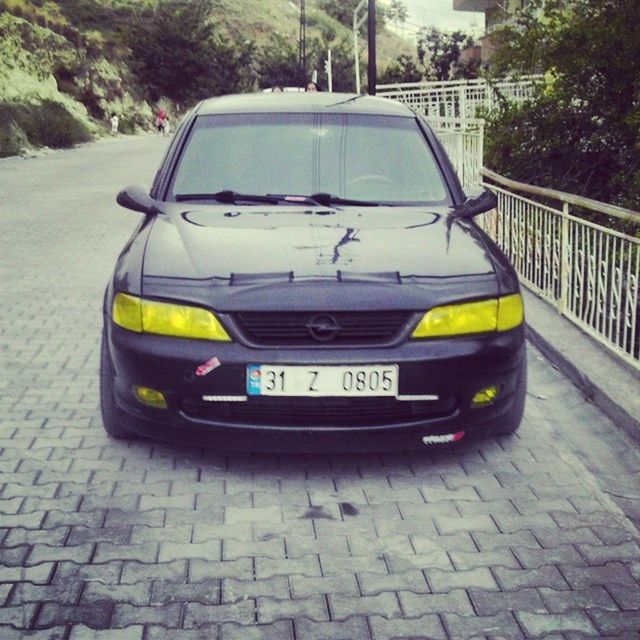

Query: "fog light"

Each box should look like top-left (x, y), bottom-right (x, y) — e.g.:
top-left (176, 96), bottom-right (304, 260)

top-left (471, 385), bottom-right (500, 407)
top-left (133, 386), bottom-right (168, 409)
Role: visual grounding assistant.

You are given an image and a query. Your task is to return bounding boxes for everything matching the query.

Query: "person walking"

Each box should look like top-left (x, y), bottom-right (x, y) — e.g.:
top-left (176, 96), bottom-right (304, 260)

top-left (110, 113), bottom-right (119, 135)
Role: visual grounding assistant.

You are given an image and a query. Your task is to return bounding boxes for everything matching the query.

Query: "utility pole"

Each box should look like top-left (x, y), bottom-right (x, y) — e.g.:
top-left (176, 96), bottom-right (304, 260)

top-left (353, 0), bottom-right (367, 94)
top-left (299, 0), bottom-right (306, 86)
top-left (367, 0), bottom-right (376, 95)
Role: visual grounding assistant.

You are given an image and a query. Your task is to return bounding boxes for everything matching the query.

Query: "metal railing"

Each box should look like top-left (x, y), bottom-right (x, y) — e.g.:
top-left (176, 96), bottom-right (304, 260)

top-left (377, 76), bottom-right (541, 120)
top-left (480, 169), bottom-right (640, 369)
top-left (379, 78), bottom-right (640, 369)
top-left (427, 117), bottom-right (485, 189)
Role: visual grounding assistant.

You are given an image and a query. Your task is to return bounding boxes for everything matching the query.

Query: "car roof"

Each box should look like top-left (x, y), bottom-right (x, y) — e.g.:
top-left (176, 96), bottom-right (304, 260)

top-left (195, 92), bottom-right (416, 117)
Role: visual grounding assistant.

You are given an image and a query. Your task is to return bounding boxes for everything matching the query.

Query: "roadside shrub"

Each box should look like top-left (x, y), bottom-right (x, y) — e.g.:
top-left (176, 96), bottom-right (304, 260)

top-left (0, 100), bottom-right (92, 152)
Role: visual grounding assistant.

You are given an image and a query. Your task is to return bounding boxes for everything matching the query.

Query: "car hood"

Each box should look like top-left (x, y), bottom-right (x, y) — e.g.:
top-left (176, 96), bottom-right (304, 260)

top-left (140, 204), bottom-right (502, 312)
top-left (145, 204), bottom-right (495, 279)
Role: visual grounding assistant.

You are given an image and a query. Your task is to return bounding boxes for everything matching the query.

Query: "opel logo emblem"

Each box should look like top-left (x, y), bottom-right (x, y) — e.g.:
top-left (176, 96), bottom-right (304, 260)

top-left (306, 314), bottom-right (341, 342)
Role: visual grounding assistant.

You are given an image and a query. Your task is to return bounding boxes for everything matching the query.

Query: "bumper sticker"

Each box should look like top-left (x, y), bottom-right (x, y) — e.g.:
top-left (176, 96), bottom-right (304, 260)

top-left (195, 356), bottom-right (222, 377)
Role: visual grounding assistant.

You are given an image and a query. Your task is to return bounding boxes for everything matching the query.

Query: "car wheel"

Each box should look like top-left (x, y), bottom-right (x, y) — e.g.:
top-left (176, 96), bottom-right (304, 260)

top-left (493, 355), bottom-right (527, 436)
top-left (100, 328), bottom-right (131, 439)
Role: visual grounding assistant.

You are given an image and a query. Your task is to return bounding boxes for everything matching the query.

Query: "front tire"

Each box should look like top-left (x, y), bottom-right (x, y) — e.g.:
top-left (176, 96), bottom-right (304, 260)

top-left (100, 328), bottom-right (131, 439)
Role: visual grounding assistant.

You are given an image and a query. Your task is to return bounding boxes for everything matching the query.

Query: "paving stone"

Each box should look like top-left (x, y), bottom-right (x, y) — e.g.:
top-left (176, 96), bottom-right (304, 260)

top-left (320, 554), bottom-right (387, 576)
top-left (111, 603), bottom-right (182, 627)
top-left (468, 587), bottom-right (546, 615)
top-left (428, 567), bottom-right (499, 593)
top-left (258, 594), bottom-right (329, 623)
top-left (369, 613), bottom-right (446, 640)
top-left (606, 582), bottom-right (640, 610)
top-left (104, 509), bottom-right (165, 527)
top-left (94, 542), bottom-right (158, 563)
top-left (222, 577), bottom-right (289, 603)
top-left (494, 565), bottom-right (570, 591)
top-left (0, 562), bottom-right (55, 583)
top-left (513, 545), bottom-right (586, 569)
top-left (120, 560), bottom-right (187, 583)
top-left (0, 604), bottom-right (38, 627)
top-left (329, 592), bottom-right (401, 620)
top-left (223, 537), bottom-right (286, 561)
top-left (68, 627), bottom-right (144, 639)
top-left (221, 620), bottom-right (294, 640)
top-left (442, 611), bottom-right (524, 640)
top-left (293, 617), bottom-right (371, 640)
top-left (52, 561), bottom-right (122, 584)
top-left (158, 540), bottom-right (222, 562)
top-left (357, 570), bottom-right (429, 596)
top-left (539, 585), bottom-right (618, 613)
top-left (8, 581), bottom-right (84, 606)
top-left (284, 534), bottom-right (350, 559)
top-left (68, 525), bottom-right (131, 545)
top-left (516, 611), bottom-right (599, 637)
top-left (471, 529), bottom-right (540, 551)
top-left (192, 522), bottom-right (253, 543)
top-left (577, 542), bottom-right (640, 564)
top-left (589, 609), bottom-right (640, 635)
top-left (27, 542), bottom-right (94, 565)
top-left (290, 574), bottom-right (359, 598)
top-left (151, 580), bottom-right (221, 605)
top-left (190, 558), bottom-right (254, 582)
top-left (82, 582), bottom-right (152, 606)
top-left (36, 602), bottom-right (114, 629)
top-left (224, 505), bottom-right (282, 525)
top-left (449, 548), bottom-right (519, 570)
top-left (410, 532), bottom-right (477, 554)
top-left (560, 562), bottom-right (638, 589)
top-left (184, 601), bottom-right (256, 627)
top-left (399, 589), bottom-right (473, 616)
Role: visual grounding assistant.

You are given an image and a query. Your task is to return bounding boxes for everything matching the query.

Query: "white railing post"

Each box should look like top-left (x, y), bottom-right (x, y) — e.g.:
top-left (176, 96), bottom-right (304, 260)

top-left (559, 201), bottom-right (570, 314)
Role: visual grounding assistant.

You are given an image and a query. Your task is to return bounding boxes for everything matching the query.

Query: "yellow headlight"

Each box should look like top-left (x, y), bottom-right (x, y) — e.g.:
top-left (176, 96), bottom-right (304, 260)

top-left (112, 293), bottom-right (142, 332)
top-left (497, 293), bottom-right (524, 331)
top-left (112, 293), bottom-right (231, 341)
top-left (411, 294), bottom-right (523, 339)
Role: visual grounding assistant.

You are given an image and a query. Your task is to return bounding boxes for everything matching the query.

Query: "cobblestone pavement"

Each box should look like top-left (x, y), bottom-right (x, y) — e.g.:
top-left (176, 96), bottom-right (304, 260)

top-left (1, 136), bottom-right (640, 639)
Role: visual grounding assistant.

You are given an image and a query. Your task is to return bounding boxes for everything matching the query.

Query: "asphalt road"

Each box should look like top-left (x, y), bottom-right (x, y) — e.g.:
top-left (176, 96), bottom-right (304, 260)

top-left (1, 134), bottom-right (640, 639)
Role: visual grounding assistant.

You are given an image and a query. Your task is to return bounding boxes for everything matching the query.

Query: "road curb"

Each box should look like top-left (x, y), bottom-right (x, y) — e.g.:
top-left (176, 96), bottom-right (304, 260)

top-left (522, 289), bottom-right (640, 443)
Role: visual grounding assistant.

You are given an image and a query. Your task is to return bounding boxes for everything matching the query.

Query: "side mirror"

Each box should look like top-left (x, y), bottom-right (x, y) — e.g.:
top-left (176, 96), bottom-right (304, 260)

top-left (116, 185), bottom-right (158, 215)
top-left (454, 189), bottom-right (497, 219)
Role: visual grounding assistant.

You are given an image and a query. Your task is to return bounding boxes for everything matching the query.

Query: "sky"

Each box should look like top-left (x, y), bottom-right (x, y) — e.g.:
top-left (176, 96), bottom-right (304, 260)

top-left (387, 0), bottom-right (485, 36)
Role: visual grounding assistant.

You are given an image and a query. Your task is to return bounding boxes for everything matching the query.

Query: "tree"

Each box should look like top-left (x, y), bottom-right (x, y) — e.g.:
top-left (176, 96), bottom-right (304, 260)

top-left (416, 28), bottom-right (474, 81)
top-left (255, 34), bottom-right (301, 89)
top-left (387, 0), bottom-right (408, 27)
top-left (317, 0), bottom-right (387, 32)
top-left (126, 0), bottom-right (254, 104)
top-left (379, 54), bottom-right (425, 85)
top-left (485, 0), bottom-right (640, 210)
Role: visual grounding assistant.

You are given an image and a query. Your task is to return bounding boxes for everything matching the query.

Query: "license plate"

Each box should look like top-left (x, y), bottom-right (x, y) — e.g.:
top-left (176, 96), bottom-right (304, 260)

top-left (246, 364), bottom-right (399, 397)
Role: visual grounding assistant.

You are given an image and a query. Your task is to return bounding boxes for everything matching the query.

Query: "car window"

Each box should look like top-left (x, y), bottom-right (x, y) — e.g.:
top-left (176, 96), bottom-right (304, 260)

top-left (169, 112), bottom-right (451, 205)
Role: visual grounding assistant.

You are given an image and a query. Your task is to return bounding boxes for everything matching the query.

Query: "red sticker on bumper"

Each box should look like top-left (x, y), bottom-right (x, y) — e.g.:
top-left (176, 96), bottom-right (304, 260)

top-left (195, 356), bottom-right (221, 377)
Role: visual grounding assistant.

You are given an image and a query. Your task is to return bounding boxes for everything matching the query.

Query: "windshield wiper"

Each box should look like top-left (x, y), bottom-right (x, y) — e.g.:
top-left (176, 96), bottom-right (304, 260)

top-left (308, 193), bottom-right (380, 207)
top-left (175, 190), bottom-right (281, 204)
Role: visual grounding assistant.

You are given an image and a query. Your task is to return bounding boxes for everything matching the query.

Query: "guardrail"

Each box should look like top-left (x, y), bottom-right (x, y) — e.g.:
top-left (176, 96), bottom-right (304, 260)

top-left (480, 168), bottom-right (640, 369)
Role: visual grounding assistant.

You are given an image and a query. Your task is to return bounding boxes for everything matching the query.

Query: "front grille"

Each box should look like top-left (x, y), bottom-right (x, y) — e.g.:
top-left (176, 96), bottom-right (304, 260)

top-left (235, 311), bottom-right (411, 346)
top-left (181, 396), bottom-right (456, 427)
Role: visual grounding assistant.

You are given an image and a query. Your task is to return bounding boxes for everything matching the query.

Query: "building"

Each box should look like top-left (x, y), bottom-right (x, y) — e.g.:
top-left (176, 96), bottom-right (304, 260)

top-left (453, 0), bottom-right (534, 62)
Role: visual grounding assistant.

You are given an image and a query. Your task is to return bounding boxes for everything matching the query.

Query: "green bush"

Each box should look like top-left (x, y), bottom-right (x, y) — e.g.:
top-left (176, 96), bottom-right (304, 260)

top-left (0, 100), bottom-right (92, 153)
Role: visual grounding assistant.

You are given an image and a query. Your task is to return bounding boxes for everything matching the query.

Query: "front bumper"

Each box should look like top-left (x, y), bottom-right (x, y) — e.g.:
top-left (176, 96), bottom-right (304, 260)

top-left (106, 320), bottom-right (526, 452)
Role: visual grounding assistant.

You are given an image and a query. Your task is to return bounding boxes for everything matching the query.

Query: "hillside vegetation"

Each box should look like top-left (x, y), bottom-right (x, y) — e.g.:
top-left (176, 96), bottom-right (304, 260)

top-left (0, 0), bottom-right (413, 157)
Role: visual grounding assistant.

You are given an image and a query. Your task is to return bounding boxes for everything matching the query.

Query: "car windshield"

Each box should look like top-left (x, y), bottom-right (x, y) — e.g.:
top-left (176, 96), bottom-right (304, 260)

top-left (169, 113), bottom-right (451, 206)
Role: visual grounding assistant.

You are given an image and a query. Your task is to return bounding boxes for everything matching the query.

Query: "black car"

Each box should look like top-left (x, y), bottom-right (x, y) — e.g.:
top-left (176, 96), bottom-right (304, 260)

top-left (101, 92), bottom-right (526, 452)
